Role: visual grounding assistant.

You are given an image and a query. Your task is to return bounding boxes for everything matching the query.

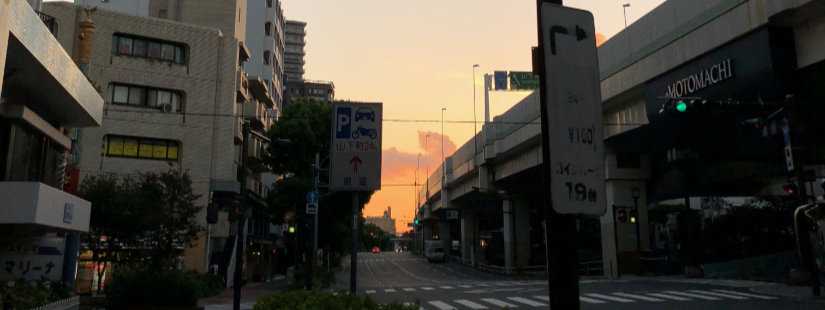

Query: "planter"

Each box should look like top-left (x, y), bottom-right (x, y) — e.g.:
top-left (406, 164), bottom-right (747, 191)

top-left (684, 266), bottom-right (703, 278)
top-left (789, 268), bottom-right (811, 286)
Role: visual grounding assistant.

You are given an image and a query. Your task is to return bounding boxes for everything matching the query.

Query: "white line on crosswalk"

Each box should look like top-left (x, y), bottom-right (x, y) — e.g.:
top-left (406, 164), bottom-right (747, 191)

top-left (428, 300), bottom-right (457, 310)
top-left (440, 286), bottom-right (454, 289)
top-left (454, 299), bottom-right (488, 309)
top-left (458, 285), bottom-right (473, 288)
top-left (507, 297), bottom-right (547, 307)
top-left (533, 295), bottom-right (550, 301)
top-left (365, 290), bottom-right (376, 294)
top-left (712, 289), bottom-right (777, 299)
top-left (403, 287), bottom-right (416, 291)
top-left (612, 292), bottom-right (665, 302)
top-left (661, 291), bottom-right (717, 300)
top-left (481, 298), bottom-right (520, 308)
top-left (648, 292), bottom-right (693, 301)
top-left (495, 282), bottom-right (512, 287)
top-left (422, 287), bottom-right (435, 291)
top-left (475, 283), bottom-right (491, 287)
top-left (579, 296), bottom-right (607, 304)
top-left (385, 288), bottom-right (396, 292)
top-left (690, 290), bottom-right (749, 300)
top-left (584, 293), bottom-right (635, 303)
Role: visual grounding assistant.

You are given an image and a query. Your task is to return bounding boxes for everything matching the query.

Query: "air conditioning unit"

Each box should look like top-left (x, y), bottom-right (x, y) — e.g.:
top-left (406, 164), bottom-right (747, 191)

top-left (162, 103), bottom-right (174, 113)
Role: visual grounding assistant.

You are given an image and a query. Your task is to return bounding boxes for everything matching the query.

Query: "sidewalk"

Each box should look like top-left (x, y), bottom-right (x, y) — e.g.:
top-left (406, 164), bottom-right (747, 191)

top-left (199, 276), bottom-right (286, 309)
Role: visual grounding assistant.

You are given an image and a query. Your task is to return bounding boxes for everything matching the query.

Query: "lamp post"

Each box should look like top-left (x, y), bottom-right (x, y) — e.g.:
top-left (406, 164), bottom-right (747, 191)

top-left (425, 135), bottom-right (430, 197)
top-left (623, 3), bottom-right (630, 28)
top-left (441, 108), bottom-right (447, 182)
top-left (473, 64), bottom-right (479, 153)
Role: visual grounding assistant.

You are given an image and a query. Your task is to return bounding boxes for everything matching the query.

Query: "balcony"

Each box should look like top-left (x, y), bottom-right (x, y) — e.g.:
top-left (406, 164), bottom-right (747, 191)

top-left (245, 137), bottom-right (269, 172)
top-left (34, 11), bottom-right (57, 35)
top-left (234, 118), bottom-right (244, 143)
top-left (242, 100), bottom-right (266, 130)
top-left (237, 71), bottom-right (250, 103)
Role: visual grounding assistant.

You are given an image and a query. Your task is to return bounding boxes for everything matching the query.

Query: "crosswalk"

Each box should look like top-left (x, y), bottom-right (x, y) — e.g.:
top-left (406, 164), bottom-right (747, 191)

top-left (395, 289), bottom-right (776, 309)
top-left (363, 281), bottom-right (545, 294)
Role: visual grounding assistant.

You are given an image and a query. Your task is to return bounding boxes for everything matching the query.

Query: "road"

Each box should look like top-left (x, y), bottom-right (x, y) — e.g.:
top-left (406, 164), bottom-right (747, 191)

top-left (332, 251), bottom-right (824, 310)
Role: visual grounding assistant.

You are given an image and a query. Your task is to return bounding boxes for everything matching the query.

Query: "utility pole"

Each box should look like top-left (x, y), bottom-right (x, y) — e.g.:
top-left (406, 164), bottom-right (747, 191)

top-left (233, 121), bottom-right (250, 310)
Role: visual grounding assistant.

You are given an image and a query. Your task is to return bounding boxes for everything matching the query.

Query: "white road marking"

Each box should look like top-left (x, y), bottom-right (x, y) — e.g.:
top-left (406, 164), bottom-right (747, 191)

top-left (661, 291), bottom-right (716, 300)
top-left (365, 290), bottom-right (376, 294)
top-left (533, 296), bottom-right (550, 301)
top-left (712, 289), bottom-right (777, 299)
top-left (579, 296), bottom-right (607, 304)
top-left (648, 292), bottom-right (694, 301)
top-left (612, 292), bottom-right (665, 302)
top-left (481, 298), bottom-right (519, 308)
top-left (403, 287), bottom-right (416, 291)
top-left (495, 282), bottom-right (512, 287)
top-left (427, 300), bottom-right (457, 310)
top-left (454, 299), bottom-right (488, 309)
top-left (458, 285), bottom-right (473, 288)
top-left (422, 287), bottom-right (435, 291)
top-left (385, 288), bottom-right (396, 293)
top-left (584, 293), bottom-right (635, 303)
top-left (507, 297), bottom-right (547, 307)
top-left (690, 290), bottom-right (749, 299)
top-left (440, 286), bottom-right (454, 289)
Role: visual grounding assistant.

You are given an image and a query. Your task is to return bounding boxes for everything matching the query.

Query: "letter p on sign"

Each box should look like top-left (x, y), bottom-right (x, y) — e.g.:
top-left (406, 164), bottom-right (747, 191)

top-left (336, 107), bottom-right (351, 139)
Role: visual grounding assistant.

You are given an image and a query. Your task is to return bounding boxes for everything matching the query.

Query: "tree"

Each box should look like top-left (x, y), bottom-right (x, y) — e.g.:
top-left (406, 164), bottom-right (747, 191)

top-left (78, 169), bottom-right (203, 276)
top-left (265, 99), bottom-right (375, 261)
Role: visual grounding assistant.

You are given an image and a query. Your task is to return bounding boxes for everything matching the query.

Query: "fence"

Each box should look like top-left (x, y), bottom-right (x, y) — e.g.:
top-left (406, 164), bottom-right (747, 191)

top-left (31, 296), bottom-right (80, 310)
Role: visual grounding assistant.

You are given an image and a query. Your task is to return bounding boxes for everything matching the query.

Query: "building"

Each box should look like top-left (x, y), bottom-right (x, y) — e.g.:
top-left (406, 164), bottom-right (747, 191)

top-left (46, 0), bottom-right (278, 285)
top-left (0, 0), bottom-right (103, 284)
top-left (366, 207), bottom-right (396, 235)
top-left (283, 20), bottom-right (306, 83)
top-left (416, 0), bottom-right (825, 278)
top-left (284, 79), bottom-right (335, 107)
top-left (244, 0), bottom-right (286, 116)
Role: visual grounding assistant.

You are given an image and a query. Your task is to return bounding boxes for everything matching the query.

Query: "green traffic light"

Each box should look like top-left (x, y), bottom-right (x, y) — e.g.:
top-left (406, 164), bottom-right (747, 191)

top-left (289, 226), bottom-right (295, 233)
top-left (676, 101), bottom-right (687, 112)
top-left (414, 219), bottom-right (419, 225)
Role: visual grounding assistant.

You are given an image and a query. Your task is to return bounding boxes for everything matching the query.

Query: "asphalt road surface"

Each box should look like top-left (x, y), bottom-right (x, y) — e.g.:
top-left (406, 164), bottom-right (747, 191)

top-left (331, 251), bottom-right (824, 310)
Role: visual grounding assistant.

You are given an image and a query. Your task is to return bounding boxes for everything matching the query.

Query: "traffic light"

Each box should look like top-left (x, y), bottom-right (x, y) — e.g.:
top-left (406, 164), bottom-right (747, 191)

top-left (675, 100), bottom-right (688, 112)
top-left (783, 183), bottom-right (798, 196)
top-left (370, 232), bottom-right (374, 237)
top-left (616, 209), bottom-right (628, 223)
top-left (288, 226), bottom-right (295, 233)
top-left (414, 219), bottom-right (419, 225)
top-left (630, 210), bottom-right (638, 224)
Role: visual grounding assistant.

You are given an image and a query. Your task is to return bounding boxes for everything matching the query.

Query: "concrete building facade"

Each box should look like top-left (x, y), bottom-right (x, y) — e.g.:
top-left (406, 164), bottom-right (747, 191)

top-left (366, 207), bottom-right (396, 235)
top-left (283, 19), bottom-right (305, 83)
top-left (244, 0), bottom-right (285, 116)
top-left (45, 1), bottom-right (276, 283)
top-left (0, 0), bottom-right (103, 283)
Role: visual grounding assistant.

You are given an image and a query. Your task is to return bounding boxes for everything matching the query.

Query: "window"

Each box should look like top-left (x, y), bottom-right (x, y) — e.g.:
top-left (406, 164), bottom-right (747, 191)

top-left (107, 83), bottom-right (183, 112)
top-left (265, 22), bottom-right (272, 36)
top-left (263, 51), bottom-right (271, 65)
top-left (101, 135), bottom-right (180, 161)
top-left (266, 0), bottom-right (273, 8)
top-left (112, 33), bottom-right (186, 64)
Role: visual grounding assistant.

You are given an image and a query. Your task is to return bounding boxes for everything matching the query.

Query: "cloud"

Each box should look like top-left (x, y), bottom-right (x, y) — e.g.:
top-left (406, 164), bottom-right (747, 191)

top-left (379, 131), bottom-right (457, 183)
top-left (596, 33), bottom-right (606, 47)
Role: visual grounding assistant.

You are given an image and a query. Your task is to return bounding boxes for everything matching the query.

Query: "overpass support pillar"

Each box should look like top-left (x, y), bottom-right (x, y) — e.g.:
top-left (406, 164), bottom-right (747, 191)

top-left (513, 199), bottom-right (531, 268)
top-left (503, 201), bottom-right (514, 274)
top-left (601, 180), bottom-right (650, 278)
top-left (461, 210), bottom-right (477, 266)
top-left (438, 219), bottom-right (451, 254)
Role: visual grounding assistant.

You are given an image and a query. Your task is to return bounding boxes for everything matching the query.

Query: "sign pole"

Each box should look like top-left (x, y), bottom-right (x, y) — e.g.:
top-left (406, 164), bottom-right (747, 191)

top-left (350, 191), bottom-right (358, 293)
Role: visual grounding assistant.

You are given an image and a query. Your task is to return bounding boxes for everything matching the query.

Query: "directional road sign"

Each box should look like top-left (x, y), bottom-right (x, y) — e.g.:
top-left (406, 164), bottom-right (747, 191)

top-left (509, 71), bottom-right (539, 90)
top-left (494, 71), bottom-right (508, 90)
top-left (330, 102), bottom-right (383, 191)
top-left (540, 4), bottom-right (605, 215)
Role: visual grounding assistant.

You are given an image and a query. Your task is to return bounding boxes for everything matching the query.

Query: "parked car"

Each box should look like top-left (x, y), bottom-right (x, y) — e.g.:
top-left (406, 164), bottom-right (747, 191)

top-left (425, 241), bottom-right (445, 263)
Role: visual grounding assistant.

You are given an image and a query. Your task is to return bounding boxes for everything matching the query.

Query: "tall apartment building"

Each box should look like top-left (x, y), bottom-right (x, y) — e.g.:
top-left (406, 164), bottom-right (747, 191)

top-left (283, 20), bottom-right (306, 83)
top-left (46, 0), bottom-right (277, 283)
top-left (1, 0), bottom-right (103, 283)
top-left (245, 0), bottom-right (285, 116)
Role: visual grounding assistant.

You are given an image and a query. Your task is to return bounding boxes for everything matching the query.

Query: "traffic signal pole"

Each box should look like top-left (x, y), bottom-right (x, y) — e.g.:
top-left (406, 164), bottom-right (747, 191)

top-left (350, 192), bottom-right (359, 293)
top-left (536, 0), bottom-right (581, 308)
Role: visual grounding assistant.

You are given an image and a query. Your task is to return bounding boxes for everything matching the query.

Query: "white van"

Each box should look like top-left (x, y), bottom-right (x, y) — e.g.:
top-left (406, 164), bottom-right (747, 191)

top-left (425, 241), bottom-right (445, 263)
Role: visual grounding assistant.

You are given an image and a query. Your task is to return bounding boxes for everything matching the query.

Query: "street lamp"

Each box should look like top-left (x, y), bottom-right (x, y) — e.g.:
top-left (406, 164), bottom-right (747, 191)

top-left (473, 64), bottom-right (479, 153)
top-left (425, 134), bottom-right (430, 197)
top-left (622, 3), bottom-right (630, 28)
top-left (441, 107), bottom-right (446, 181)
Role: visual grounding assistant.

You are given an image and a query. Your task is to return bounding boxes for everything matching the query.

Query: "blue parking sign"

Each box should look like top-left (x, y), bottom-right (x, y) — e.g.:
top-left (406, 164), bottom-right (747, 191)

top-left (336, 107), bottom-right (352, 139)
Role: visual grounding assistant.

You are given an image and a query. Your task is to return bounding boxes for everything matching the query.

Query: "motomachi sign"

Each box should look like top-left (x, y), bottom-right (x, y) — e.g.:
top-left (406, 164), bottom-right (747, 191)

top-left (664, 59), bottom-right (733, 98)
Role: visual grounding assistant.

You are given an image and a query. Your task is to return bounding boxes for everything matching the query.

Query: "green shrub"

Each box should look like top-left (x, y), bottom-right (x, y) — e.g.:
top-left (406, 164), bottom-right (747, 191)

top-left (0, 279), bottom-right (71, 310)
top-left (254, 290), bottom-right (418, 310)
top-left (106, 269), bottom-right (220, 308)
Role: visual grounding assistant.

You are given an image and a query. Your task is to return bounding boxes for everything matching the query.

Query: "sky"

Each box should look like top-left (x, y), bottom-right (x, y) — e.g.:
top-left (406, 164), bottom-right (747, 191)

top-left (280, 0), bottom-right (666, 233)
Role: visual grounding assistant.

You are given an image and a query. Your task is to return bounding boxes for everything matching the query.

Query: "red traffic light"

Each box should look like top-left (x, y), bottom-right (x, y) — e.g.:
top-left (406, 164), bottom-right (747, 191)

top-left (370, 232), bottom-right (374, 237)
top-left (616, 209), bottom-right (628, 223)
top-left (783, 183), bottom-right (798, 195)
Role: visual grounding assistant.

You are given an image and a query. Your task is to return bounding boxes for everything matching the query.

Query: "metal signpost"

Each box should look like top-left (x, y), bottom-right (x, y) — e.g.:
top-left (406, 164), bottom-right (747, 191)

top-left (536, 0), bottom-right (604, 308)
top-left (330, 102), bottom-right (383, 293)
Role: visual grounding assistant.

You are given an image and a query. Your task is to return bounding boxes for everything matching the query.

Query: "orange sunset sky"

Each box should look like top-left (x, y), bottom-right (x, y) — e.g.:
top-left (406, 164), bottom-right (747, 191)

top-left (283, 0), bottom-right (666, 233)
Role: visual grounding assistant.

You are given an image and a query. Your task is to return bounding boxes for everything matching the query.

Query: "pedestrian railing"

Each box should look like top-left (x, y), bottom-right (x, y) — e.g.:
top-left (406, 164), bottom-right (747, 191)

top-left (31, 296), bottom-right (80, 310)
top-left (578, 260), bottom-right (604, 276)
